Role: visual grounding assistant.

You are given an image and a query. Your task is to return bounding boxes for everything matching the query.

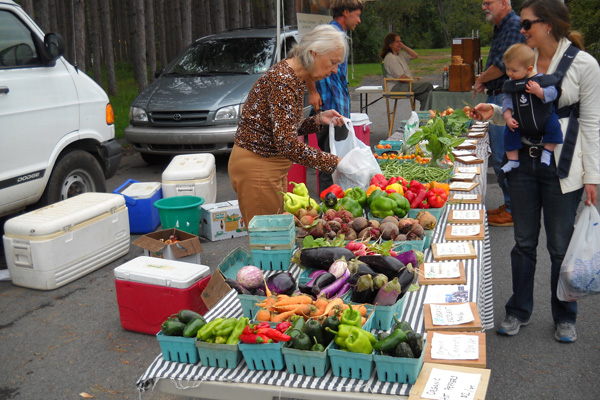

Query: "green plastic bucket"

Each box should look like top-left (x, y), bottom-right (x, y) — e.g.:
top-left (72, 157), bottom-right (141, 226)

top-left (153, 195), bottom-right (204, 235)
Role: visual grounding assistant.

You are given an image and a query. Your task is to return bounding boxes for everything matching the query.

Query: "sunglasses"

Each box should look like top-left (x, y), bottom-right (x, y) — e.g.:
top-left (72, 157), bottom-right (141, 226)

top-left (521, 18), bottom-right (544, 31)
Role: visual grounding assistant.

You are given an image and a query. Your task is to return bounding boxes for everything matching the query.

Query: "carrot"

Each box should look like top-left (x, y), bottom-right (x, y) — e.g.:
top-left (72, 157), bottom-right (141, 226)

top-left (322, 297), bottom-right (344, 317)
top-left (313, 297), bottom-right (329, 311)
top-left (270, 308), bottom-right (300, 323)
top-left (273, 295), bottom-right (312, 308)
top-left (255, 296), bottom-right (278, 313)
top-left (275, 303), bottom-right (311, 314)
top-left (255, 308), bottom-right (272, 322)
top-left (351, 304), bottom-right (368, 317)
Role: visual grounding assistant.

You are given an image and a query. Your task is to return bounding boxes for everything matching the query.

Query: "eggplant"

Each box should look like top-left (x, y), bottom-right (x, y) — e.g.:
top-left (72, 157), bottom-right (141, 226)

top-left (297, 247), bottom-right (355, 269)
top-left (225, 278), bottom-right (252, 295)
top-left (266, 272), bottom-right (296, 296)
top-left (317, 269), bottom-right (350, 298)
top-left (332, 282), bottom-right (351, 299)
top-left (350, 274), bottom-right (376, 304)
top-left (395, 250), bottom-right (418, 269)
top-left (397, 264), bottom-right (417, 296)
top-left (357, 255), bottom-right (406, 280)
top-left (373, 277), bottom-right (401, 306)
top-left (348, 259), bottom-right (377, 276)
top-left (311, 272), bottom-right (336, 296)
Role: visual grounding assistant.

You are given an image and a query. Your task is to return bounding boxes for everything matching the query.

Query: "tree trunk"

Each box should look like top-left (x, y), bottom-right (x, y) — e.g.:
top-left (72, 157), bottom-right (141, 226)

top-left (227, 0), bottom-right (241, 29)
top-left (145, 0), bottom-right (157, 81)
top-left (196, 0), bottom-right (212, 37)
top-left (99, 0), bottom-right (117, 95)
top-left (34, 0), bottom-right (50, 33)
top-left (130, 0), bottom-right (148, 92)
top-left (171, 0), bottom-right (183, 57)
top-left (48, 0), bottom-right (59, 34)
top-left (284, 0), bottom-right (296, 26)
top-left (210, 0), bottom-right (225, 33)
top-left (20, 0), bottom-right (34, 18)
top-left (437, 0), bottom-right (451, 47)
top-left (241, 0), bottom-right (251, 28)
top-left (155, 0), bottom-right (168, 69)
top-left (89, 0), bottom-right (103, 86)
top-left (73, 0), bottom-right (87, 72)
top-left (56, 0), bottom-right (70, 60)
top-left (181, 0), bottom-right (192, 48)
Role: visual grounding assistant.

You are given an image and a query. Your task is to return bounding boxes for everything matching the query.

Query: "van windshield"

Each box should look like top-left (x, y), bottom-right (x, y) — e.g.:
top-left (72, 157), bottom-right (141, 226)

top-left (166, 37), bottom-right (276, 76)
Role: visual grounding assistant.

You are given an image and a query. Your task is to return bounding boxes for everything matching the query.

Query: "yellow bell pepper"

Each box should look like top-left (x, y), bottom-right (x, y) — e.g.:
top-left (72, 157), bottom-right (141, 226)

top-left (385, 183), bottom-right (404, 195)
top-left (431, 181), bottom-right (450, 195)
top-left (366, 185), bottom-right (381, 198)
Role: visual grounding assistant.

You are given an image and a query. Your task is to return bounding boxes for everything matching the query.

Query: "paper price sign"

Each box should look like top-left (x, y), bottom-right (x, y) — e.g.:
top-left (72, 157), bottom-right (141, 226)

top-left (450, 182), bottom-right (475, 190)
top-left (452, 193), bottom-right (478, 200)
top-left (452, 210), bottom-right (480, 220)
top-left (431, 333), bottom-right (479, 360)
top-left (450, 225), bottom-right (480, 236)
top-left (435, 242), bottom-right (472, 256)
top-left (430, 303), bottom-right (474, 326)
top-left (424, 262), bottom-right (461, 279)
top-left (454, 155), bottom-right (480, 162)
top-left (422, 368), bottom-right (481, 400)
top-left (453, 150), bottom-right (474, 157)
top-left (457, 167), bottom-right (478, 174)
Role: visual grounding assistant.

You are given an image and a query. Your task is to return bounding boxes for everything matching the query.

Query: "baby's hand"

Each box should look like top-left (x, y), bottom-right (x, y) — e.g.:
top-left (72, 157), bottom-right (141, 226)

top-left (507, 118), bottom-right (519, 131)
top-left (526, 80), bottom-right (543, 99)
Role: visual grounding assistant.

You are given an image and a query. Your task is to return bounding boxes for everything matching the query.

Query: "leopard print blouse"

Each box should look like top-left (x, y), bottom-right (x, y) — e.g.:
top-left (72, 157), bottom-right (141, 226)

top-left (234, 60), bottom-right (338, 174)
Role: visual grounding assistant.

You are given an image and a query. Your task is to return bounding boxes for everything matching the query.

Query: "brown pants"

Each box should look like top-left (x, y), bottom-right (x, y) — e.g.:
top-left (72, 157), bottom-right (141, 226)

top-left (228, 145), bottom-right (292, 226)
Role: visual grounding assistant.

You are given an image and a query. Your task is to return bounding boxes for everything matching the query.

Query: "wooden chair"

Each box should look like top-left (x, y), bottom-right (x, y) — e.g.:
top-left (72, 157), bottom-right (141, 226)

top-left (381, 62), bottom-right (420, 137)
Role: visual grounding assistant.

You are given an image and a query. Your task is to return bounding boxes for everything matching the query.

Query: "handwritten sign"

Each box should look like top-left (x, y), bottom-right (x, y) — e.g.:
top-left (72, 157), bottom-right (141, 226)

top-left (452, 150), bottom-right (475, 157)
top-left (451, 210), bottom-right (480, 221)
top-left (430, 303), bottom-right (474, 326)
top-left (424, 262), bottom-right (461, 279)
top-left (435, 242), bottom-right (472, 256)
top-left (422, 368), bottom-right (481, 400)
top-left (450, 225), bottom-right (480, 237)
top-left (296, 13), bottom-right (332, 41)
top-left (449, 182), bottom-right (475, 190)
top-left (425, 285), bottom-right (470, 304)
top-left (457, 167), bottom-right (479, 174)
top-left (451, 172), bottom-right (476, 181)
top-left (452, 193), bottom-right (478, 200)
top-left (431, 333), bottom-right (479, 360)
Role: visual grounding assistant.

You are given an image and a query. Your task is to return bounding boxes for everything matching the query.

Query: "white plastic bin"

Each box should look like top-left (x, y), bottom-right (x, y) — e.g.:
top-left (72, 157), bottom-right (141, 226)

top-left (161, 154), bottom-right (217, 204)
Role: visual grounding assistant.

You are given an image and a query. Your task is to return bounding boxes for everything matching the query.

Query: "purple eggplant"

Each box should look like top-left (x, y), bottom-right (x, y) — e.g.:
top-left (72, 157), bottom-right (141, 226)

top-left (395, 250), bottom-right (418, 268)
top-left (311, 272), bottom-right (336, 296)
top-left (332, 282), bottom-right (351, 299)
top-left (225, 278), bottom-right (252, 295)
top-left (350, 274), bottom-right (376, 304)
top-left (317, 269), bottom-right (350, 299)
top-left (348, 259), bottom-right (377, 276)
top-left (373, 277), bottom-right (402, 306)
top-left (296, 247), bottom-right (356, 269)
top-left (397, 264), bottom-right (417, 296)
top-left (266, 272), bottom-right (296, 296)
top-left (357, 255), bottom-right (406, 280)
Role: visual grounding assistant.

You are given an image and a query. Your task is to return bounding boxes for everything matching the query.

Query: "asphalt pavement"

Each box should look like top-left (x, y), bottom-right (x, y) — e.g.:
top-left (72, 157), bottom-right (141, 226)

top-left (1, 76), bottom-right (599, 400)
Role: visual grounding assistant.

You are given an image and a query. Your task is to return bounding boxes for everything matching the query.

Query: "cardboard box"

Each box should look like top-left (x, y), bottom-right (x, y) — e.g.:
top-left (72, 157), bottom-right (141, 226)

top-left (200, 269), bottom-right (231, 310)
top-left (132, 228), bottom-right (203, 264)
top-left (201, 200), bottom-right (247, 241)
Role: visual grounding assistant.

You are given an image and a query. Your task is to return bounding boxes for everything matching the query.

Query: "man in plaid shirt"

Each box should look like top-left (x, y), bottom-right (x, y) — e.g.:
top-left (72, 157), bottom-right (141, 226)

top-left (307, 0), bottom-right (364, 192)
top-left (473, 0), bottom-right (525, 227)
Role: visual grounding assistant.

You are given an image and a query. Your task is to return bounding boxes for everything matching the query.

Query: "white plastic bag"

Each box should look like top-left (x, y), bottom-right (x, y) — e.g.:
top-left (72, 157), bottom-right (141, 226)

top-left (401, 111), bottom-right (420, 154)
top-left (331, 118), bottom-right (382, 191)
top-left (557, 206), bottom-right (600, 302)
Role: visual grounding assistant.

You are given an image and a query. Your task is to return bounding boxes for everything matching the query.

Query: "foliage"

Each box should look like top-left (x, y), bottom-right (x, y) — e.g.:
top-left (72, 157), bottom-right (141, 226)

top-left (406, 116), bottom-right (466, 167)
top-left (568, 0), bottom-right (600, 62)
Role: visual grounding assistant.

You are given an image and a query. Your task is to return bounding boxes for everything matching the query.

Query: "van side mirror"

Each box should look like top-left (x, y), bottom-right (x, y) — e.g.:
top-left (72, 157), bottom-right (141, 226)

top-left (42, 33), bottom-right (65, 63)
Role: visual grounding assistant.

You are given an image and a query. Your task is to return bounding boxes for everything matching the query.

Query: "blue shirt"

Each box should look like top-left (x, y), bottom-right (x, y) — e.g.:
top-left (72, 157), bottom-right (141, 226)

top-left (484, 10), bottom-right (526, 91)
top-left (314, 20), bottom-right (350, 118)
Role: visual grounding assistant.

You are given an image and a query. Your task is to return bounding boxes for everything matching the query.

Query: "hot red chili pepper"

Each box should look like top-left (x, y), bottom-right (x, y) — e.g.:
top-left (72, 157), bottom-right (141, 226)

top-left (256, 321), bottom-right (271, 329)
top-left (408, 180), bottom-right (425, 193)
top-left (370, 173), bottom-right (388, 189)
top-left (258, 328), bottom-right (291, 342)
top-left (320, 184), bottom-right (345, 201)
top-left (410, 189), bottom-right (427, 208)
top-left (239, 333), bottom-right (271, 344)
top-left (276, 321), bottom-right (292, 333)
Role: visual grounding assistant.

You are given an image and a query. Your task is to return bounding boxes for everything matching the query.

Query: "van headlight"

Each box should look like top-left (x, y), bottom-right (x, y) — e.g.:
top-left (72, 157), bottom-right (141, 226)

top-left (130, 106), bottom-right (148, 122)
top-left (214, 104), bottom-right (241, 121)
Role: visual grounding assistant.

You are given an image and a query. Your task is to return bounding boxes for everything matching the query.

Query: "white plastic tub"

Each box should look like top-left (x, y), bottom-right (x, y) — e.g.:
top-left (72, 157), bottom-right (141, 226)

top-left (161, 154), bottom-right (217, 204)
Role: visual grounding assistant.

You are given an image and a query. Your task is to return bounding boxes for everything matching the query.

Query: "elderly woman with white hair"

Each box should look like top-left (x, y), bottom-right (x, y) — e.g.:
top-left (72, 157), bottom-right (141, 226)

top-left (229, 24), bottom-right (348, 224)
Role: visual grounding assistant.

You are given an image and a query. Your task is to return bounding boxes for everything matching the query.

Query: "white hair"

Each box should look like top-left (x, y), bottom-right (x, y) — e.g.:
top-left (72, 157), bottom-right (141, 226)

top-left (288, 24), bottom-right (348, 72)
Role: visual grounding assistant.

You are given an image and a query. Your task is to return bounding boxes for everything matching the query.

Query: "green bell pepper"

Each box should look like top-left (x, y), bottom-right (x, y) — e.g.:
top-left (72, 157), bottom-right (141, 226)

top-left (388, 192), bottom-right (410, 218)
top-left (346, 187), bottom-right (368, 207)
top-left (340, 307), bottom-right (362, 328)
top-left (343, 327), bottom-right (374, 354)
top-left (289, 181), bottom-right (309, 198)
top-left (338, 196), bottom-right (363, 218)
top-left (370, 195), bottom-right (396, 219)
top-left (367, 188), bottom-right (387, 206)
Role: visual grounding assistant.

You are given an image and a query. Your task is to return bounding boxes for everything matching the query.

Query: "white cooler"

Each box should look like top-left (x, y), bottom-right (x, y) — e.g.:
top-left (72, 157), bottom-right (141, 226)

top-left (161, 154), bottom-right (217, 204)
top-left (3, 193), bottom-right (130, 290)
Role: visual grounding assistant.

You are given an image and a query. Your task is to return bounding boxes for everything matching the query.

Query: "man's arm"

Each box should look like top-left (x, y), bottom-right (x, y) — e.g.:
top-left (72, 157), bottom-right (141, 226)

top-left (473, 65), bottom-right (504, 94)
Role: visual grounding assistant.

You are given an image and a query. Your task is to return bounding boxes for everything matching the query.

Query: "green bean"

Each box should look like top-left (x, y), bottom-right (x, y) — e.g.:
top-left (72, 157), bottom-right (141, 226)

top-left (379, 160), bottom-right (452, 183)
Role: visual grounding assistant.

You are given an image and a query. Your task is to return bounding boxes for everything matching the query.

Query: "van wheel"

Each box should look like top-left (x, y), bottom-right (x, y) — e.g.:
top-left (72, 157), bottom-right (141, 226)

top-left (39, 150), bottom-right (106, 206)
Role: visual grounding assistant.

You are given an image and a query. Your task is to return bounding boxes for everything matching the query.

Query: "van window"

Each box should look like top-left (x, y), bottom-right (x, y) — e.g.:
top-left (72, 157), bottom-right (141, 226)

top-left (0, 10), bottom-right (40, 67)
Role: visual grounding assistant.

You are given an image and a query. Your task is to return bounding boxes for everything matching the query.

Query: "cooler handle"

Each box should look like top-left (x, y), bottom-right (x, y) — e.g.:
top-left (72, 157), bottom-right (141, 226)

top-left (113, 178), bottom-right (139, 206)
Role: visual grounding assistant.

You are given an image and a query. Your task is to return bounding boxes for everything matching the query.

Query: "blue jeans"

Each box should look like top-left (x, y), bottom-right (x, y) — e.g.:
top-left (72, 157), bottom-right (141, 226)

top-left (487, 93), bottom-right (511, 212)
top-left (504, 150), bottom-right (582, 324)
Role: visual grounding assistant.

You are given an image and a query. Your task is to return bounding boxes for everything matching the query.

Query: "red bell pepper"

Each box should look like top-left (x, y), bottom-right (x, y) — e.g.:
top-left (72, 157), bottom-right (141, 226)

top-left (387, 176), bottom-right (402, 186)
top-left (426, 187), bottom-right (448, 208)
top-left (320, 184), bottom-right (345, 201)
top-left (370, 173), bottom-right (388, 189)
top-left (408, 180), bottom-right (425, 193)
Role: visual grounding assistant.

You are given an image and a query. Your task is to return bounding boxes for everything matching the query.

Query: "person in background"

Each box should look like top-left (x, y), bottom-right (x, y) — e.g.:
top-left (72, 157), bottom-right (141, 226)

top-left (469, 0), bottom-right (600, 343)
top-left (307, 0), bottom-right (364, 193)
top-left (380, 32), bottom-right (433, 110)
top-left (500, 43), bottom-right (563, 174)
top-left (229, 25), bottom-right (347, 225)
top-left (473, 0), bottom-right (526, 227)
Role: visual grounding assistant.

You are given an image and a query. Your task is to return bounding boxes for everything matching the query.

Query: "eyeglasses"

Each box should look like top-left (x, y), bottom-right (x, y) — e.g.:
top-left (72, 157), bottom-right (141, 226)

top-left (481, 1), bottom-right (498, 8)
top-left (520, 18), bottom-right (544, 30)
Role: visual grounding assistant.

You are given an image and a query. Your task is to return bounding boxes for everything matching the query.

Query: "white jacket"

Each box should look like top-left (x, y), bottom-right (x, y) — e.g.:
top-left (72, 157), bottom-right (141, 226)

top-left (491, 38), bottom-right (600, 193)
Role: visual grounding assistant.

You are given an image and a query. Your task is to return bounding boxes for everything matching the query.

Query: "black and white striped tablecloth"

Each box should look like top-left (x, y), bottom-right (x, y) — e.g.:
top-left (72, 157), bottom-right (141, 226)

top-left (136, 129), bottom-right (494, 397)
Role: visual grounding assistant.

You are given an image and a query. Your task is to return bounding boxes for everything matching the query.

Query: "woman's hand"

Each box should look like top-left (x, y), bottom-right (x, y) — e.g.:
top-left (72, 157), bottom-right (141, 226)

top-left (320, 109), bottom-right (344, 126)
top-left (469, 103), bottom-right (494, 121)
top-left (584, 184), bottom-right (597, 206)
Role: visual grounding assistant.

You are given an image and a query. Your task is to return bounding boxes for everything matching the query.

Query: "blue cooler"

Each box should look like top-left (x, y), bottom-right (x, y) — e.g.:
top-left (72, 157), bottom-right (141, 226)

top-left (114, 179), bottom-right (162, 233)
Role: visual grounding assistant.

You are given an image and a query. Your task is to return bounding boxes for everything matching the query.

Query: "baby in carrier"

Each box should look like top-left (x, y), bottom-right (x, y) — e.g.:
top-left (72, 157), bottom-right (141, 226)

top-left (501, 43), bottom-right (563, 172)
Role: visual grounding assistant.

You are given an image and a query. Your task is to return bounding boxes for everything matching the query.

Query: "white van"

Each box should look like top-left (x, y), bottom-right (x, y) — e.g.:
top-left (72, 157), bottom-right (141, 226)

top-left (0, 0), bottom-right (121, 218)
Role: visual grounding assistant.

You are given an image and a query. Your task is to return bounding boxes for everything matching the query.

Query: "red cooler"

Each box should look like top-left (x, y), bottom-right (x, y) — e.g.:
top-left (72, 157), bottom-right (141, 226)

top-left (351, 113), bottom-right (372, 146)
top-left (114, 256), bottom-right (211, 334)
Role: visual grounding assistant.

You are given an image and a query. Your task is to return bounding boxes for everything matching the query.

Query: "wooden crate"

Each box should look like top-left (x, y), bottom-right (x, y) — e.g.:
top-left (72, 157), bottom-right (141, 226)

top-left (451, 37), bottom-right (480, 65)
top-left (449, 64), bottom-right (473, 92)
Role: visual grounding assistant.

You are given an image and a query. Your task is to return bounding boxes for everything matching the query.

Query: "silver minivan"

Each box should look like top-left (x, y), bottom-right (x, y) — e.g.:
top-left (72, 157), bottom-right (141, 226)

top-left (125, 27), bottom-right (302, 164)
